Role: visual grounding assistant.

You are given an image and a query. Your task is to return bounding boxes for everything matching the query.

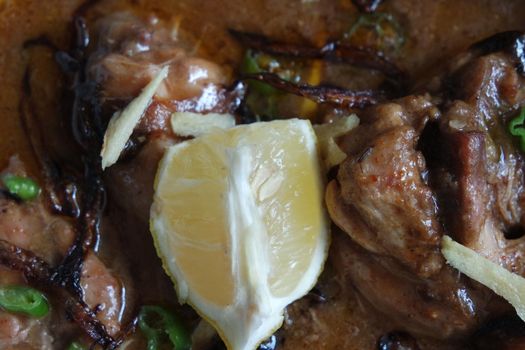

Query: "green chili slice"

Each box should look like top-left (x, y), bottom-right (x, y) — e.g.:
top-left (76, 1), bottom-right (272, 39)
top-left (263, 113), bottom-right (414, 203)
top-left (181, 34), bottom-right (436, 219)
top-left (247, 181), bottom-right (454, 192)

top-left (138, 305), bottom-right (190, 350)
top-left (345, 12), bottom-right (405, 52)
top-left (0, 286), bottom-right (49, 317)
top-left (241, 50), bottom-right (307, 120)
top-left (509, 107), bottom-right (525, 152)
top-left (241, 50), bottom-right (280, 96)
top-left (1, 175), bottom-right (41, 201)
top-left (67, 342), bottom-right (87, 350)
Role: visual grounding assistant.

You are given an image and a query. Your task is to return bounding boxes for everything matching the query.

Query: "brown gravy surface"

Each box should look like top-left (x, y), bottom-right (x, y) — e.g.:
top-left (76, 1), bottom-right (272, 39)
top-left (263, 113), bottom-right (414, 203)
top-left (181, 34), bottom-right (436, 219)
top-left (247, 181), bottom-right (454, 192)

top-left (2, 1), bottom-right (525, 349)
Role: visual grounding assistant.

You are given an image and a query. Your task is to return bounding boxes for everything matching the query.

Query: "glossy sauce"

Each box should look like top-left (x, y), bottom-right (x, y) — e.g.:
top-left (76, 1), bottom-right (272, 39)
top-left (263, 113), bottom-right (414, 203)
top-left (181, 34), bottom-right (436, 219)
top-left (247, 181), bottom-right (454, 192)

top-left (1, 1), bottom-right (525, 349)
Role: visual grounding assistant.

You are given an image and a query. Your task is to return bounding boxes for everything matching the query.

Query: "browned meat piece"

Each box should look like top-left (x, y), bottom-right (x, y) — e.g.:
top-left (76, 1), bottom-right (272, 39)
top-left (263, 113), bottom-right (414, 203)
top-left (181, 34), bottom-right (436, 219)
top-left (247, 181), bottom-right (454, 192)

top-left (0, 156), bottom-right (75, 265)
top-left (89, 12), bottom-right (228, 100)
top-left (327, 32), bottom-right (525, 341)
top-left (330, 231), bottom-right (490, 339)
top-left (88, 13), bottom-right (242, 137)
top-left (80, 253), bottom-right (123, 336)
top-left (88, 12), bottom-right (239, 319)
top-left (423, 47), bottom-right (525, 274)
top-left (105, 136), bottom-right (175, 224)
top-left (329, 96), bottom-right (443, 277)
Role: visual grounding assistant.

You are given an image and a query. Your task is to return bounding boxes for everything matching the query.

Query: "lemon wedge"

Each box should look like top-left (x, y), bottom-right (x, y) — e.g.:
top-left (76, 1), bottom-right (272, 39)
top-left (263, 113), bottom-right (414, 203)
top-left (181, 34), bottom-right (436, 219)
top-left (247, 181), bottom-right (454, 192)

top-left (150, 119), bottom-right (328, 350)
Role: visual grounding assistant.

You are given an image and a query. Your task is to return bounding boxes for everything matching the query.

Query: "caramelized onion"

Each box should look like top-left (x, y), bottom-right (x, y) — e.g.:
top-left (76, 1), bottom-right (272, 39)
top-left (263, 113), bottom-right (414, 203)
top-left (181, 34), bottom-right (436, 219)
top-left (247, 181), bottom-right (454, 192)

top-left (240, 72), bottom-right (381, 108)
top-left (229, 29), bottom-right (406, 88)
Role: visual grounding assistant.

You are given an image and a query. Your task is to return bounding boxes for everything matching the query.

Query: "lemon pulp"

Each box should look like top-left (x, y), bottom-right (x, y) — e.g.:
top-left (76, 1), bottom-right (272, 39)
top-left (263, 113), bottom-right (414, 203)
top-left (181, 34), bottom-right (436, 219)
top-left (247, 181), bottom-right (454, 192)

top-left (150, 119), bottom-right (329, 350)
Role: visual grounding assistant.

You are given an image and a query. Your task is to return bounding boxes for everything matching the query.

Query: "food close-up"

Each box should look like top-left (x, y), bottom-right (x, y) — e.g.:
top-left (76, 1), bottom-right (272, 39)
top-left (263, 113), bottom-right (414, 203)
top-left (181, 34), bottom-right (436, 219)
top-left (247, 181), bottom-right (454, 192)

top-left (2, 0), bottom-right (525, 349)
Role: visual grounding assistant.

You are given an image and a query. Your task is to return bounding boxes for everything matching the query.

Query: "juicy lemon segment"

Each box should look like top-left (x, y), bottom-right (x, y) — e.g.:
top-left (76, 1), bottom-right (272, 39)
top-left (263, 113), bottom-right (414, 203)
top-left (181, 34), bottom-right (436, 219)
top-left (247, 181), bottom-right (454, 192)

top-left (150, 119), bottom-right (329, 350)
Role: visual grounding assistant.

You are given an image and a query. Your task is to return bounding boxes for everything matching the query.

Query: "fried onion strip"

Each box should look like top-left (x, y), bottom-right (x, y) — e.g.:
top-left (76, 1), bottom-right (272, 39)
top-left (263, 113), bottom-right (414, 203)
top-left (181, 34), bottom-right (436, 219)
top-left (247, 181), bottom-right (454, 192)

top-left (240, 72), bottom-right (381, 108)
top-left (229, 29), bottom-right (405, 84)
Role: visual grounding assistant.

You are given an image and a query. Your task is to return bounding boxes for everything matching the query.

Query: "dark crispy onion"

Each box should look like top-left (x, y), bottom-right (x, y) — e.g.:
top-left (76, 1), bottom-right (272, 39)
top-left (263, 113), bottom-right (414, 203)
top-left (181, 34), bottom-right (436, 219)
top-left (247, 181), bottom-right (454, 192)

top-left (2, 13), bottom-right (130, 349)
top-left (470, 315), bottom-right (525, 349)
top-left (229, 29), bottom-right (405, 84)
top-left (0, 239), bottom-right (130, 348)
top-left (22, 35), bottom-right (60, 51)
top-left (240, 72), bottom-right (381, 108)
top-left (20, 67), bottom-right (76, 217)
top-left (0, 239), bottom-right (51, 284)
top-left (66, 300), bottom-right (138, 350)
top-left (351, 0), bottom-right (384, 13)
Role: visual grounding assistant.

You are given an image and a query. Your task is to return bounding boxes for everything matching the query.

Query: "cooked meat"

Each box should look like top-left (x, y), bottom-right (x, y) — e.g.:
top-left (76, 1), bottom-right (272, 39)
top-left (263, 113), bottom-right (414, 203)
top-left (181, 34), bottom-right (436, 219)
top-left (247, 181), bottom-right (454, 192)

top-left (3, 1), bottom-right (525, 349)
top-left (326, 32), bottom-right (525, 340)
top-left (88, 13), bottom-right (240, 309)
top-left (330, 231), bottom-right (489, 339)
top-left (80, 253), bottom-right (123, 336)
top-left (423, 46), bottom-right (525, 274)
top-left (104, 136), bottom-right (181, 305)
top-left (328, 95), bottom-right (443, 278)
top-left (0, 157), bottom-right (75, 265)
top-left (105, 137), bottom-right (174, 224)
top-left (88, 13), bottom-right (242, 137)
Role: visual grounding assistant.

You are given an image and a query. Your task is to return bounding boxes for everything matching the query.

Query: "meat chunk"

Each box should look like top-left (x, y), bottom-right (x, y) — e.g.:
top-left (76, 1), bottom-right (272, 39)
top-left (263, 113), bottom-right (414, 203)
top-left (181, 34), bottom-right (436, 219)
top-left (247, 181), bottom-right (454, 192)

top-left (90, 13), bottom-right (241, 309)
top-left (0, 156), bottom-right (74, 265)
top-left (330, 231), bottom-right (490, 339)
top-left (423, 48), bottom-right (525, 273)
top-left (88, 13), bottom-right (242, 137)
top-left (69, 12), bottom-right (244, 329)
top-left (329, 97), bottom-right (443, 277)
top-left (104, 137), bottom-right (181, 305)
top-left (326, 32), bottom-right (525, 340)
top-left (80, 253), bottom-right (123, 336)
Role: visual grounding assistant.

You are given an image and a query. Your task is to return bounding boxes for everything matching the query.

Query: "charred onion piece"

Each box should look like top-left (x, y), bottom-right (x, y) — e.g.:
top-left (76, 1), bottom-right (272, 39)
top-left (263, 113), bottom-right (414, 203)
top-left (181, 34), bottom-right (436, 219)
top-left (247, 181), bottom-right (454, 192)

top-left (241, 72), bottom-right (380, 108)
top-left (229, 29), bottom-right (405, 84)
top-left (352, 0), bottom-right (384, 13)
top-left (20, 68), bottom-right (81, 218)
top-left (4, 14), bottom-right (126, 348)
top-left (448, 31), bottom-right (525, 78)
top-left (66, 299), bottom-right (129, 350)
top-left (0, 240), bottom-right (51, 284)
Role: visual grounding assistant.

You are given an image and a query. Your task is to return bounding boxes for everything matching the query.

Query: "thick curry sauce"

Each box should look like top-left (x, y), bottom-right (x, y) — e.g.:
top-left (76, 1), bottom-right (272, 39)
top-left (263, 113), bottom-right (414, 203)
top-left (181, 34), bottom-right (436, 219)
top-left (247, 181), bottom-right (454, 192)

top-left (1, 1), bottom-right (525, 349)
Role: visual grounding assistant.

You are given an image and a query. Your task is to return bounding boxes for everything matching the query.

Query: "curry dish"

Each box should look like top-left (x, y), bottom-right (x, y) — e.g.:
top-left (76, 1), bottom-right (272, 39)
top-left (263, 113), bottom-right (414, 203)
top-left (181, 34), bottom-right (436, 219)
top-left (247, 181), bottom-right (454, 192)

top-left (2, 0), bottom-right (525, 349)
